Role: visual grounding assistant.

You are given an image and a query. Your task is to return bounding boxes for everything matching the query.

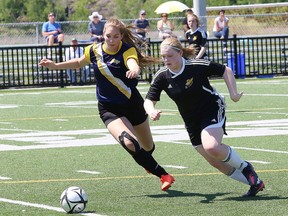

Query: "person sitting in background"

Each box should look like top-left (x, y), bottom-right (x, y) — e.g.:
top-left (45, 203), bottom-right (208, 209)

top-left (134, 10), bottom-right (150, 40)
top-left (182, 8), bottom-right (194, 34)
top-left (65, 38), bottom-right (89, 85)
top-left (185, 14), bottom-right (208, 59)
top-left (157, 13), bottom-right (177, 40)
top-left (42, 12), bottom-right (64, 46)
top-left (213, 9), bottom-right (229, 51)
top-left (88, 12), bottom-right (104, 43)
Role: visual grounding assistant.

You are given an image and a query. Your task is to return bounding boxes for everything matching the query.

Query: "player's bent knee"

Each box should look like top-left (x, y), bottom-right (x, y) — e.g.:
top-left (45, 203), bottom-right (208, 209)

top-left (204, 145), bottom-right (222, 158)
top-left (118, 131), bottom-right (141, 155)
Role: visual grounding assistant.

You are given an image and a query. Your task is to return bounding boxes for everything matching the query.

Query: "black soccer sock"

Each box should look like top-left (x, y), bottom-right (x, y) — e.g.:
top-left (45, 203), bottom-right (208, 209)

top-left (132, 148), bottom-right (167, 178)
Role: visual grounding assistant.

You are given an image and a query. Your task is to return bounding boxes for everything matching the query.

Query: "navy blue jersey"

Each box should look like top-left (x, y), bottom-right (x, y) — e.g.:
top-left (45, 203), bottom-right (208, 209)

top-left (84, 42), bottom-right (139, 104)
top-left (146, 58), bottom-right (226, 120)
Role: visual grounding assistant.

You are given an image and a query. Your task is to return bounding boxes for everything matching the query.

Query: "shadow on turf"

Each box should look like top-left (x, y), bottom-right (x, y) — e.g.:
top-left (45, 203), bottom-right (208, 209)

top-left (223, 195), bottom-right (288, 201)
top-left (146, 189), bottom-right (230, 203)
top-left (81, 211), bottom-right (98, 213)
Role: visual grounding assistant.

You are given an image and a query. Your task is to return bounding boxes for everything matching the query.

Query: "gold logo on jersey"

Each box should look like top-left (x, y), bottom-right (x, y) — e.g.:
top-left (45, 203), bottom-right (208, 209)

top-left (193, 36), bottom-right (197, 41)
top-left (185, 77), bottom-right (193, 88)
top-left (109, 58), bottom-right (120, 65)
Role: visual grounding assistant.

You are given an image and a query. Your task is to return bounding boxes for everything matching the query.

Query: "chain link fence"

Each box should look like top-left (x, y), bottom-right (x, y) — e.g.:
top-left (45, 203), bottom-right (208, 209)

top-left (0, 13), bottom-right (288, 46)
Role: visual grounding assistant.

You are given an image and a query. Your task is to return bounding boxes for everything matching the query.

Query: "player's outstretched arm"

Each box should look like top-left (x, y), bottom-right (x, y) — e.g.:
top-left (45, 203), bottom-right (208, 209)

top-left (39, 55), bottom-right (89, 70)
top-left (223, 66), bottom-right (243, 102)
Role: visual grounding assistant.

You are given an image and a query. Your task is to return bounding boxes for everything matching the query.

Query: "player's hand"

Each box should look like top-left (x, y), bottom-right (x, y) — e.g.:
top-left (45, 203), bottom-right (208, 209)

top-left (149, 109), bottom-right (162, 121)
top-left (39, 59), bottom-right (56, 69)
top-left (230, 91), bottom-right (243, 102)
top-left (126, 70), bottom-right (139, 79)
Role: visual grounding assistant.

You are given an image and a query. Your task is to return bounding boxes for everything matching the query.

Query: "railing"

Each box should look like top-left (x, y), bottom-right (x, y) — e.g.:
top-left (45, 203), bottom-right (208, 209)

top-left (1, 35), bottom-right (288, 89)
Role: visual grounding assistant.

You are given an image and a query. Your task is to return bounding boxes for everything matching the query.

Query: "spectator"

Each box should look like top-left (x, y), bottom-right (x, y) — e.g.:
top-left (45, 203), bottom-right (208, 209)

top-left (88, 12), bottom-right (105, 43)
top-left (182, 8), bottom-right (194, 34)
top-left (213, 9), bottom-right (229, 51)
top-left (42, 12), bottom-right (64, 46)
top-left (185, 14), bottom-right (208, 59)
top-left (39, 18), bottom-right (175, 191)
top-left (65, 38), bottom-right (90, 85)
top-left (134, 10), bottom-right (150, 40)
top-left (157, 13), bottom-right (177, 40)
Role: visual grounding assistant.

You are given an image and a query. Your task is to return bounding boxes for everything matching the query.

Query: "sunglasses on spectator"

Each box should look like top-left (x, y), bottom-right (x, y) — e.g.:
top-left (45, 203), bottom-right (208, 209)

top-left (93, 16), bottom-right (99, 18)
top-left (161, 15), bottom-right (167, 17)
top-left (141, 13), bottom-right (146, 15)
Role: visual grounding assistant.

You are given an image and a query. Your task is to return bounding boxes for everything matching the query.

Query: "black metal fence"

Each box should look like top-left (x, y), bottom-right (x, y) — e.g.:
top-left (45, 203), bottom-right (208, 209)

top-left (1, 34), bottom-right (288, 89)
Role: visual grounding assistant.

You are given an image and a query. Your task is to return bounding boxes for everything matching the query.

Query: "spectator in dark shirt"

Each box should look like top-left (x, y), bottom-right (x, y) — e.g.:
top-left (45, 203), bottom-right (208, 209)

top-left (134, 10), bottom-right (150, 40)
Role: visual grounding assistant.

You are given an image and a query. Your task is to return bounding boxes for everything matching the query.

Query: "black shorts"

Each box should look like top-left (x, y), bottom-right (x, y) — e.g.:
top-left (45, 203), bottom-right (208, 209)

top-left (185, 96), bottom-right (227, 147)
top-left (98, 90), bottom-right (147, 127)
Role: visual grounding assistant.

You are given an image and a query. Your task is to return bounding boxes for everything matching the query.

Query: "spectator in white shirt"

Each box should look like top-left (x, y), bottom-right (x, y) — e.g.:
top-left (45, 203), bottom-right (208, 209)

top-left (213, 10), bottom-right (229, 50)
top-left (65, 38), bottom-right (90, 85)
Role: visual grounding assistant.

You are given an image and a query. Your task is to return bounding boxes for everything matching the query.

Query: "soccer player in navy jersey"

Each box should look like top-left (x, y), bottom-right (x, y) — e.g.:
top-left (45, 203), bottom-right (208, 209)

top-left (144, 37), bottom-right (265, 197)
top-left (39, 18), bottom-right (174, 191)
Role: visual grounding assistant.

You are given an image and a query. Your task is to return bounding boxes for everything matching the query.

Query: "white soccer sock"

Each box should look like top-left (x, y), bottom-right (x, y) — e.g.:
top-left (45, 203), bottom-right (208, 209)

top-left (222, 147), bottom-right (248, 171)
top-left (229, 169), bottom-right (249, 185)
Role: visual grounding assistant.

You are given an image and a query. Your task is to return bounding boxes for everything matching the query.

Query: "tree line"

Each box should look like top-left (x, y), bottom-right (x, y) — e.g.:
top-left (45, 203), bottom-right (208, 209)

top-left (0, 0), bottom-right (287, 23)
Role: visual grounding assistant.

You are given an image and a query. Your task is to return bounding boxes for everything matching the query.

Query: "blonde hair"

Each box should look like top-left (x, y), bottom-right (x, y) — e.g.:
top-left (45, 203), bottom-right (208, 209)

top-left (103, 18), bottom-right (159, 70)
top-left (160, 37), bottom-right (195, 59)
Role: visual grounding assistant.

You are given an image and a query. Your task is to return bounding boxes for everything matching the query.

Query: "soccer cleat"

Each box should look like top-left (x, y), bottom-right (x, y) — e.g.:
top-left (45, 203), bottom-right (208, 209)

top-left (242, 161), bottom-right (259, 186)
top-left (160, 174), bottom-right (175, 191)
top-left (242, 180), bottom-right (265, 197)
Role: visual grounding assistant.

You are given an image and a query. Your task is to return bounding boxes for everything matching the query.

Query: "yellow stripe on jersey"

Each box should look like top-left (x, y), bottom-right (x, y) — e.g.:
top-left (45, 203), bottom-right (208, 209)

top-left (95, 43), bottom-right (132, 99)
top-left (84, 44), bottom-right (94, 63)
top-left (123, 47), bottom-right (138, 68)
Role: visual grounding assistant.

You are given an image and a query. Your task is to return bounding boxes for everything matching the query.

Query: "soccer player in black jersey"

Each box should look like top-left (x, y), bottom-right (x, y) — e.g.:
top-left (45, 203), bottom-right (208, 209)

top-left (144, 37), bottom-right (265, 197)
top-left (39, 18), bottom-right (174, 191)
top-left (185, 14), bottom-right (208, 59)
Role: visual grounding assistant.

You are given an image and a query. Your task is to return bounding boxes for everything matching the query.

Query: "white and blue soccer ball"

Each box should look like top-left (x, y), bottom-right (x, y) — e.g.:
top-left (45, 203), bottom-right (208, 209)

top-left (60, 186), bottom-right (88, 213)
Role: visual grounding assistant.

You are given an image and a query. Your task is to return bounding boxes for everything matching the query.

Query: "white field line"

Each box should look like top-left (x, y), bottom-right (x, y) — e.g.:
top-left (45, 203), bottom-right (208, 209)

top-left (0, 119), bottom-right (288, 153)
top-left (0, 89), bottom-right (95, 97)
top-left (0, 176), bottom-right (11, 180)
top-left (0, 198), bottom-right (105, 216)
top-left (77, 170), bottom-right (101, 175)
top-left (232, 146), bottom-right (288, 154)
top-left (170, 141), bottom-right (288, 154)
top-left (163, 165), bottom-right (188, 169)
top-left (220, 93), bottom-right (288, 97)
top-left (248, 160), bottom-right (272, 164)
top-left (238, 111), bottom-right (288, 115)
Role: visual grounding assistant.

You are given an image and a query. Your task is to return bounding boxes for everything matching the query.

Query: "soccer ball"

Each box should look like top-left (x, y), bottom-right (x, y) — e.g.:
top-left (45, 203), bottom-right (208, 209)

top-left (60, 186), bottom-right (88, 213)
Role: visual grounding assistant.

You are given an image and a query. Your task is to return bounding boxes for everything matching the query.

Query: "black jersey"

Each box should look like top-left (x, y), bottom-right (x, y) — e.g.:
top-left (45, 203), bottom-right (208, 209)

top-left (185, 28), bottom-right (207, 58)
top-left (146, 58), bottom-right (226, 120)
